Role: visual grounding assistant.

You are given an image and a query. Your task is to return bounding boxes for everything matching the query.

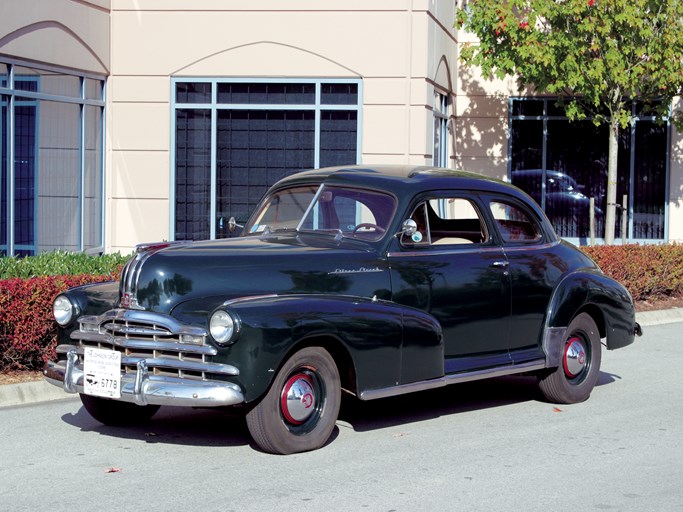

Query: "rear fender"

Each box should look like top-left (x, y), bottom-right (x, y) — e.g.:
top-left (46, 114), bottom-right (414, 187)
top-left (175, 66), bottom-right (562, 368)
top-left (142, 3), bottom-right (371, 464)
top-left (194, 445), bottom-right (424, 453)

top-left (543, 269), bottom-right (636, 367)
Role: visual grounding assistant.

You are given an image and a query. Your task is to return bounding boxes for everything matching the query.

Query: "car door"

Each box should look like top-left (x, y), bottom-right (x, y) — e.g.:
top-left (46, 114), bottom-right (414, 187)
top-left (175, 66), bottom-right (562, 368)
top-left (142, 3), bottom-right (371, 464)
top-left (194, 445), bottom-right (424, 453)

top-left (387, 193), bottom-right (512, 376)
top-left (482, 195), bottom-right (562, 361)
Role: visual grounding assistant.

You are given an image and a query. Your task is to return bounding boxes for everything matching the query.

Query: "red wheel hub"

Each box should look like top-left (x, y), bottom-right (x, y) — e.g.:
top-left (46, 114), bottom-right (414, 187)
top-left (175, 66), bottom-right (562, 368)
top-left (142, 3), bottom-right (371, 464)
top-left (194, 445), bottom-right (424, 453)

top-left (281, 373), bottom-right (316, 425)
top-left (563, 337), bottom-right (587, 378)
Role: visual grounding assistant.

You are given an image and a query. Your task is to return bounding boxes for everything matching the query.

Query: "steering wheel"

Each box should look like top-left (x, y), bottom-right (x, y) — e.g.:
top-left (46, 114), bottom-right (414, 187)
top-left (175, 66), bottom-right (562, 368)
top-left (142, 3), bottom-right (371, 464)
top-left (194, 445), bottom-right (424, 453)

top-left (352, 223), bottom-right (386, 235)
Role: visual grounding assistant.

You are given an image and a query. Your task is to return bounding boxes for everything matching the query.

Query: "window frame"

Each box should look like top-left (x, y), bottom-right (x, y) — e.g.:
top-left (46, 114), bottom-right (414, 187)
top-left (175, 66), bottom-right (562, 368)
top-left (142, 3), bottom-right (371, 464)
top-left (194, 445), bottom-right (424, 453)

top-left (399, 193), bottom-right (490, 249)
top-left (508, 96), bottom-right (671, 244)
top-left (0, 58), bottom-right (106, 256)
top-left (170, 77), bottom-right (363, 241)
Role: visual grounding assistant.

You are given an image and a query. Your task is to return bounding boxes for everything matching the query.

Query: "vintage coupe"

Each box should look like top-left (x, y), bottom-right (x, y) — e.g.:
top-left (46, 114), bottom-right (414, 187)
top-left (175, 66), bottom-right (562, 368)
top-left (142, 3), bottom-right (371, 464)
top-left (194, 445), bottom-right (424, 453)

top-left (45, 165), bottom-right (641, 454)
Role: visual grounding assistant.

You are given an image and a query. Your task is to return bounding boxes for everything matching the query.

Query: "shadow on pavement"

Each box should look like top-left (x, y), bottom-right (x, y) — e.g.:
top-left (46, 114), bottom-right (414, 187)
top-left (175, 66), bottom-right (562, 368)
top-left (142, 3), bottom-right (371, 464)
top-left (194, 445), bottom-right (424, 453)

top-left (58, 371), bottom-right (619, 446)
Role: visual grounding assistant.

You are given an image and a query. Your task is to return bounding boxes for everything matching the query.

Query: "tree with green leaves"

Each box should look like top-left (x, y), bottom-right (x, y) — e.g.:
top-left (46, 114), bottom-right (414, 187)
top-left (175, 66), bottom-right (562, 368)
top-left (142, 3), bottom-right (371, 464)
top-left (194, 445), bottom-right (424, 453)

top-left (456, 0), bottom-right (683, 243)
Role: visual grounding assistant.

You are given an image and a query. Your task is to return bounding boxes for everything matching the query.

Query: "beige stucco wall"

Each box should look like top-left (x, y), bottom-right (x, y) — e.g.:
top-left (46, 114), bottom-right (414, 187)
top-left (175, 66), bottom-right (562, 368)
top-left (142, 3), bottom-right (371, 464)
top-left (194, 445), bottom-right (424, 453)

top-left (0, 0), bottom-right (110, 75)
top-left (107, 0), bottom-right (460, 251)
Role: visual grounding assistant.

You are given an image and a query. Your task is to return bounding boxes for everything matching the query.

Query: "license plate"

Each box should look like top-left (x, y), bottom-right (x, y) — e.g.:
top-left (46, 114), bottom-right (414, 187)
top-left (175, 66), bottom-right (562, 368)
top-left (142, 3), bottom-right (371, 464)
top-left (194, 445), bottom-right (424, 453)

top-left (83, 347), bottom-right (122, 399)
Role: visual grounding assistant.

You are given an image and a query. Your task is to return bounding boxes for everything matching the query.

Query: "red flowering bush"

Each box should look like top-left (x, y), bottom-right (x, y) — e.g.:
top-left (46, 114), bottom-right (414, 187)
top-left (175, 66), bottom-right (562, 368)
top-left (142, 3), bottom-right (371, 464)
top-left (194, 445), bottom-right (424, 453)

top-left (0, 274), bottom-right (115, 371)
top-left (581, 244), bottom-right (683, 302)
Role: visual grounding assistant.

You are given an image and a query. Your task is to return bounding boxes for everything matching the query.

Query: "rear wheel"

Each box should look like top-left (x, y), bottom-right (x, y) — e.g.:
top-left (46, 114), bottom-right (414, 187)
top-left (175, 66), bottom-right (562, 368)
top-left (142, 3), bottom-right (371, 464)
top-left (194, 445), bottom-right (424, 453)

top-left (79, 394), bottom-right (160, 425)
top-left (538, 313), bottom-right (602, 404)
top-left (246, 347), bottom-right (341, 455)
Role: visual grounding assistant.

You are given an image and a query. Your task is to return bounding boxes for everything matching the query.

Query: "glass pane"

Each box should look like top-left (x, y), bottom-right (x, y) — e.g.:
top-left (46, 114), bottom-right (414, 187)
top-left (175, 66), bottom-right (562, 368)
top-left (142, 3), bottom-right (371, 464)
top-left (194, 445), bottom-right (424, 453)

top-left (216, 109), bottom-right (315, 237)
top-left (510, 119), bottom-right (543, 174)
top-left (217, 83), bottom-right (315, 105)
top-left (511, 99), bottom-right (543, 117)
top-left (319, 111), bottom-right (357, 168)
top-left (34, 99), bottom-right (81, 253)
top-left (14, 103), bottom-right (37, 253)
top-left (426, 198), bottom-right (486, 244)
top-left (632, 121), bottom-right (666, 239)
top-left (85, 78), bottom-right (103, 101)
top-left (489, 201), bottom-right (541, 243)
top-left (545, 120), bottom-right (609, 239)
top-left (14, 66), bottom-right (81, 98)
top-left (321, 83), bottom-right (358, 105)
top-left (175, 109), bottom-right (211, 240)
top-left (0, 63), bottom-right (7, 87)
top-left (176, 82), bottom-right (211, 104)
top-left (83, 105), bottom-right (103, 250)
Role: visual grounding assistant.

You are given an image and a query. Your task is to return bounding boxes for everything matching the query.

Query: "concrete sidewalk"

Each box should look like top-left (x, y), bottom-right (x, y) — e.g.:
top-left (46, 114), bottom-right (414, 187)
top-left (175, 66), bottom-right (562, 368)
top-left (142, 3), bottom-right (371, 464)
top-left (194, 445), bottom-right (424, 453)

top-left (1, 307), bottom-right (681, 408)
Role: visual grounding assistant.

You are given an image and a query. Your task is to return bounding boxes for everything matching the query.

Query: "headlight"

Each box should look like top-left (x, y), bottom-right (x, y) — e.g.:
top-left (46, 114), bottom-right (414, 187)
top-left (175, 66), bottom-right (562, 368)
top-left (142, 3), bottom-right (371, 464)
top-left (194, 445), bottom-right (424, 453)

top-left (53, 295), bottom-right (76, 326)
top-left (210, 310), bottom-right (240, 346)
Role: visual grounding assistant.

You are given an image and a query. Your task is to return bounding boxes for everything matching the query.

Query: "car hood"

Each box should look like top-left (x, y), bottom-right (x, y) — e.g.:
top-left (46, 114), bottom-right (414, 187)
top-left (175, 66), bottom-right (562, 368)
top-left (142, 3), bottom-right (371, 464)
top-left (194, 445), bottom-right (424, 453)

top-left (124, 234), bottom-right (391, 314)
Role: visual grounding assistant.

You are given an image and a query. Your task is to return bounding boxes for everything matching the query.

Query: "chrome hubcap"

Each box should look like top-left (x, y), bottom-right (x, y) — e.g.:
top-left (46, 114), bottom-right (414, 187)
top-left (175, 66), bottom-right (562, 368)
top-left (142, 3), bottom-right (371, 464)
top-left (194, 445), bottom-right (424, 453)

top-left (281, 373), bottom-right (316, 425)
top-left (563, 337), bottom-right (587, 378)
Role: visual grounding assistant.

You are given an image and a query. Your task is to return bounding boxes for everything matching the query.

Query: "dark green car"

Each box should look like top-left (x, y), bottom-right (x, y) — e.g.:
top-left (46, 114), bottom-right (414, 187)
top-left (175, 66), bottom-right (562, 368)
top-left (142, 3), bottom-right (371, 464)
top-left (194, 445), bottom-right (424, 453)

top-left (44, 165), bottom-right (641, 454)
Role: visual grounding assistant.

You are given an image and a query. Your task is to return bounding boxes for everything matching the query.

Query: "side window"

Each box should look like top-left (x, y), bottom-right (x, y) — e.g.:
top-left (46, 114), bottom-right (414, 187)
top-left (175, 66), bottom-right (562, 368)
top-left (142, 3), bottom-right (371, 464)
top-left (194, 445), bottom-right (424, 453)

top-left (489, 201), bottom-right (542, 243)
top-left (401, 197), bottom-right (487, 247)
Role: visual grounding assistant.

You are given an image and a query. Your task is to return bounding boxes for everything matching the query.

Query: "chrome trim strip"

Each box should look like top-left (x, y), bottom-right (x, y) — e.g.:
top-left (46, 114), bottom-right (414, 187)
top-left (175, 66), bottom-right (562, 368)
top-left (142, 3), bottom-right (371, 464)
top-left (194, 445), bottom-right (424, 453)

top-left (78, 309), bottom-right (208, 337)
top-left (44, 358), bottom-right (244, 408)
top-left (542, 326), bottom-right (567, 367)
top-left (104, 324), bottom-right (172, 336)
top-left (55, 345), bottom-right (237, 375)
top-left (387, 240), bottom-right (560, 258)
top-left (501, 240), bottom-right (561, 253)
top-left (67, 332), bottom-right (218, 355)
top-left (223, 294), bottom-right (279, 307)
top-left (387, 245), bottom-right (503, 258)
top-left (359, 360), bottom-right (546, 401)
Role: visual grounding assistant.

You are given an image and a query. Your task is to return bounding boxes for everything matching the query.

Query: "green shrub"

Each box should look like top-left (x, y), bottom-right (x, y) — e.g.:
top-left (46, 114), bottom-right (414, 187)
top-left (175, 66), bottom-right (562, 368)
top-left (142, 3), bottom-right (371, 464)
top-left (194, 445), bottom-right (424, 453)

top-left (581, 243), bottom-right (683, 302)
top-left (0, 250), bottom-right (130, 279)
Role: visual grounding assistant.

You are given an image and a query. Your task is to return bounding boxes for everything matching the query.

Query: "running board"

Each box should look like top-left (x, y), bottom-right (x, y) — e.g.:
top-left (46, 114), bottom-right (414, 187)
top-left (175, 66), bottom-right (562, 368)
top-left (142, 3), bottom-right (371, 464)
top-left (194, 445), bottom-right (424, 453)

top-left (359, 359), bottom-right (546, 401)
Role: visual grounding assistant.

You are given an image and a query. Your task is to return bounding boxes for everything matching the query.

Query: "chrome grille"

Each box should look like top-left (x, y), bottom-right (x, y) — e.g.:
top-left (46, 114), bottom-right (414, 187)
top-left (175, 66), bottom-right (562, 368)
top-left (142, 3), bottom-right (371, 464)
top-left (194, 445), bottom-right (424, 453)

top-left (60, 308), bottom-right (238, 381)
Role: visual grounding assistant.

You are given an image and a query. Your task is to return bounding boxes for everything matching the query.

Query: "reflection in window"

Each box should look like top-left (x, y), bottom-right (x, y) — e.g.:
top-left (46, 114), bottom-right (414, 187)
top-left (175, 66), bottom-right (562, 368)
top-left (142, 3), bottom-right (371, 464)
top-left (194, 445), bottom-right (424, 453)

top-left (245, 185), bottom-right (395, 242)
top-left (490, 202), bottom-right (542, 243)
top-left (509, 98), bottom-right (667, 241)
top-left (0, 62), bottom-right (105, 255)
top-left (174, 79), bottom-right (361, 241)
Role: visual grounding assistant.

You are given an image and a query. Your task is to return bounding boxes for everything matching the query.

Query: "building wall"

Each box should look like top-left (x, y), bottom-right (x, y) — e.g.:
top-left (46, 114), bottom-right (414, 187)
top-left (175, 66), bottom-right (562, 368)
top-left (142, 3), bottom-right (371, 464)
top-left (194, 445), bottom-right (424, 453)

top-left (0, 0), bottom-right (110, 255)
top-left (0, 0), bottom-right (110, 75)
top-left (108, 0), bottom-right (459, 252)
top-left (454, 26), bottom-right (683, 243)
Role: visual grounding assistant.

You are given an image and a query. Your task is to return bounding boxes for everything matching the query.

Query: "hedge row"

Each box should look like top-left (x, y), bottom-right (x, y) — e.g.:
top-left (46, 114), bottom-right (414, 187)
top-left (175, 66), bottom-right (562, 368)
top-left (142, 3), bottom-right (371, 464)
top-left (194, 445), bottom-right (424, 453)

top-left (581, 243), bottom-right (683, 301)
top-left (0, 244), bottom-right (682, 372)
top-left (0, 274), bottom-right (118, 371)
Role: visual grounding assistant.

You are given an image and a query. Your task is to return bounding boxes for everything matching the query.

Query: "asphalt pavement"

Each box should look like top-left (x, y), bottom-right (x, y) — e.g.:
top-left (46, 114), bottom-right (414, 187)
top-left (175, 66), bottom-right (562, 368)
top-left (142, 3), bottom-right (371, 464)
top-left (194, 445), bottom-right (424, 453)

top-left (1, 319), bottom-right (681, 512)
top-left (1, 307), bottom-right (681, 408)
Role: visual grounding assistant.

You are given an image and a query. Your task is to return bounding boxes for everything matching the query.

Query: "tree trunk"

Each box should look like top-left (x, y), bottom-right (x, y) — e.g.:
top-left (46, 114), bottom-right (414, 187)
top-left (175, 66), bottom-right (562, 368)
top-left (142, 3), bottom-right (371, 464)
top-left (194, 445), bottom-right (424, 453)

top-left (604, 118), bottom-right (620, 244)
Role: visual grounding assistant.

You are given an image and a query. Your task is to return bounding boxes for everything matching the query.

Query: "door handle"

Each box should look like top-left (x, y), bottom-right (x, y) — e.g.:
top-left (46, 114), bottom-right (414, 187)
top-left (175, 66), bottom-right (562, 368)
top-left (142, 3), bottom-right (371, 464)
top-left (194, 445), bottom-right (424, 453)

top-left (492, 261), bottom-right (509, 268)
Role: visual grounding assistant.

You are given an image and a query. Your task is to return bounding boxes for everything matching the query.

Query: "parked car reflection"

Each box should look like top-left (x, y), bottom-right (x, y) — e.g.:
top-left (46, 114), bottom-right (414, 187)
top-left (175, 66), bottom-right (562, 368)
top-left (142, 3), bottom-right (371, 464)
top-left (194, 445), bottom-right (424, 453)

top-left (511, 169), bottom-right (603, 237)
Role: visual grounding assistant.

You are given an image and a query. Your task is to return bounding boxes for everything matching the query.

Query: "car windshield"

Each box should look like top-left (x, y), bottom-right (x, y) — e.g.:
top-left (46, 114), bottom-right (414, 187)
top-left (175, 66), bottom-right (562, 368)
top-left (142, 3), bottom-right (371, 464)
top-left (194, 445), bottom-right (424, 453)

top-left (244, 184), bottom-right (396, 241)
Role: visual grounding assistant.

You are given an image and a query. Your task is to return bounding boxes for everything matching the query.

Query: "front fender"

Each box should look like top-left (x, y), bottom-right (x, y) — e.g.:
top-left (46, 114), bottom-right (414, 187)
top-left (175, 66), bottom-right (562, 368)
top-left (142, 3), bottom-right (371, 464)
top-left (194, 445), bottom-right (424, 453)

top-left (216, 294), bottom-right (443, 403)
top-left (55, 280), bottom-right (119, 343)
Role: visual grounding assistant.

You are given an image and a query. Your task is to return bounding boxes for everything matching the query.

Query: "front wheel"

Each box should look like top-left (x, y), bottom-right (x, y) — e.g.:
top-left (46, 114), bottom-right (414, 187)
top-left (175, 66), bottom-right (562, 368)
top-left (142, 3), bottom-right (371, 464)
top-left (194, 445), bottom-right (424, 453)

top-left (246, 347), bottom-right (341, 455)
top-left (79, 394), bottom-right (160, 425)
top-left (538, 313), bottom-right (602, 404)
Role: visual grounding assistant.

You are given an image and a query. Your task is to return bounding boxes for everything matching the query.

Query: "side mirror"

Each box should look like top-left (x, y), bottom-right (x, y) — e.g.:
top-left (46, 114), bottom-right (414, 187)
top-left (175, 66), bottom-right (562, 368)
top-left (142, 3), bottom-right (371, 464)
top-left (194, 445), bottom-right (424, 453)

top-left (228, 217), bottom-right (244, 233)
top-left (394, 219), bottom-right (418, 238)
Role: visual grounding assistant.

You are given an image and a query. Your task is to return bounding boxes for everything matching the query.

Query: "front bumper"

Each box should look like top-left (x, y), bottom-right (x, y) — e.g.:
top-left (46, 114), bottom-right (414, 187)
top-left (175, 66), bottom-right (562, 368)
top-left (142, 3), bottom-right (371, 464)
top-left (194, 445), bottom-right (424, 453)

top-left (44, 350), bottom-right (245, 407)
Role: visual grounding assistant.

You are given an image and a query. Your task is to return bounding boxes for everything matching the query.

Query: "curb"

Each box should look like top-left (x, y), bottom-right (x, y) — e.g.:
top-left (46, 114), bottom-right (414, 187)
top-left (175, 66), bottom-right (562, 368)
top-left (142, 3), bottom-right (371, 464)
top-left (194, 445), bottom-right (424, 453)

top-left (635, 307), bottom-right (683, 327)
top-left (2, 308), bottom-right (682, 409)
top-left (0, 378), bottom-right (78, 408)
